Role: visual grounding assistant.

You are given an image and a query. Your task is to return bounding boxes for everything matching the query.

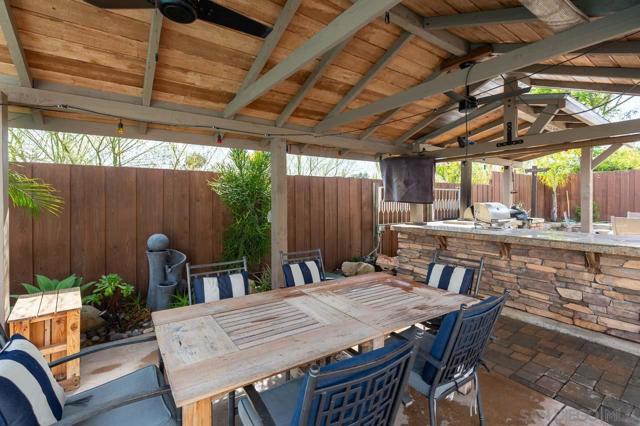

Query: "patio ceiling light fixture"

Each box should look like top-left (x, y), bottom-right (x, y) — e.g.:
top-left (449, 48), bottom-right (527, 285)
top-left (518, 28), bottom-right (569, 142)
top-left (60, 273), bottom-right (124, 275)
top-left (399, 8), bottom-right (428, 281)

top-left (117, 120), bottom-right (125, 135)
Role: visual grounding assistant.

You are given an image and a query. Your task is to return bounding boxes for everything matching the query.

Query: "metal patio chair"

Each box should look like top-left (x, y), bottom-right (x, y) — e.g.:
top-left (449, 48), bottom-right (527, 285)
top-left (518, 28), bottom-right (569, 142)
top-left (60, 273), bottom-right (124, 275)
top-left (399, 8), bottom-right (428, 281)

top-left (426, 250), bottom-right (485, 296)
top-left (237, 329), bottom-right (423, 426)
top-left (390, 290), bottom-right (509, 426)
top-left (186, 256), bottom-right (249, 424)
top-left (0, 332), bottom-right (178, 426)
top-left (280, 248), bottom-right (340, 287)
top-left (186, 257), bottom-right (249, 305)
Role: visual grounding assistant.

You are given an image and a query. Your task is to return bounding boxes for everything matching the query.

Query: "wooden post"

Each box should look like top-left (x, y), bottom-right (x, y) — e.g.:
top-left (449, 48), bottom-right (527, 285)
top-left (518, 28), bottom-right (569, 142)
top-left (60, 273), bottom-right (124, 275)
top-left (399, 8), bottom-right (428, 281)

top-left (409, 204), bottom-right (424, 223)
top-left (580, 147), bottom-right (593, 233)
top-left (459, 160), bottom-right (472, 217)
top-left (0, 92), bottom-right (8, 326)
top-left (502, 166), bottom-right (513, 207)
top-left (270, 138), bottom-right (287, 289)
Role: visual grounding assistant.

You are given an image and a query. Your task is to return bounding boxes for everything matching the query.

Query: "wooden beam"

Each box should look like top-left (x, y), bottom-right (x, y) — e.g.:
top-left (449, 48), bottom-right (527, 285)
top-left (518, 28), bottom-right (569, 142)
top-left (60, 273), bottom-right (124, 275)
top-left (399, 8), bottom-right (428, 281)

top-left (270, 138), bottom-right (288, 289)
top-left (314, 5), bottom-right (640, 132)
top-left (531, 79), bottom-right (640, 95)
top-left (276, 40), bottom-right (348, 128)
top-left (415, 101), bottom-right (503, 145)
top-left (387, 4), bottom-right (468, 56)
top-left (561, 95), bottom-right (608, 126)
top-left (0, 92), bottom-right (7, 325)
top-left (139, 9), bottom-right (163, 134)
top-left (492, 40), bottom-right (640, 55)
top-left (0, 84), bottom-right (408, 155)
top-left (527, 105), bottom-right (559, 135)
top-left (238, 0), bottom-right (301, 93)
top-left (438, 118), bottom-right (504, 147)
top-left (518, 104), bottom-right (565, 132)
top-left (426, 1), bottom-right (640, 30)
top-left (318, 32), bottom-right (413, 126)
top-left (358, 108), bottom-right (400, 140)
top-left (518, 0), bottom-right (588, 32)
top-left (520, 64), bottom-right (640, 80)
top-left (223, 0), bottom-right (403, 118)
top-left (431, 117), bottom-right (640, 161)
top-left (592, 144), bottom-right (624, 168)
top-left (0, 0), bottom-right (42, 125)
top-left (580, 148), bottom-right (593, 232)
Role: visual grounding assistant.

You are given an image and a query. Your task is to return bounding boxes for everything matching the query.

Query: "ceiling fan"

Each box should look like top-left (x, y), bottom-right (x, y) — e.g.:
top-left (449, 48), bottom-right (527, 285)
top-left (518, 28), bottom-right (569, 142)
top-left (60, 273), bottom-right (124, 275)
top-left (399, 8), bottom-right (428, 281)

top-left (84, 0), bottom-right (273, 38)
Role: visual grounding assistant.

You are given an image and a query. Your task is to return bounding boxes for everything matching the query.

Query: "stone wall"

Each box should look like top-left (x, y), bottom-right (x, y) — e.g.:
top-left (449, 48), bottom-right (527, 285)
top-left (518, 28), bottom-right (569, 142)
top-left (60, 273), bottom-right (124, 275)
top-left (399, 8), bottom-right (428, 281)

top-left (396, 231), bottom-right (640, 344)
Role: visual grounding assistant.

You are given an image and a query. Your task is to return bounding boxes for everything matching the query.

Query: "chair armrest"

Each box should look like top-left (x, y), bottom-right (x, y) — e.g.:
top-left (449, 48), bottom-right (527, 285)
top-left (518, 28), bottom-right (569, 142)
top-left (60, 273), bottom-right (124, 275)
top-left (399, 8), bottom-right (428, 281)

top-left (48, 334), bottom-right (156, 369)
top-left (52, 385), bottom-right (172, 426)
top-left (243, 384), bottom-right (277, 426)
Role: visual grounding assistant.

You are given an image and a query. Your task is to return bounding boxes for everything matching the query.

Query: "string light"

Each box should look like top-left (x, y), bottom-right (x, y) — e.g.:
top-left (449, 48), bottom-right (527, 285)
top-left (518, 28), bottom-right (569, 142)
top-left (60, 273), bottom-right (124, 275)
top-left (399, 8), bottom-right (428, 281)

top-left (216, 131), bottom-right (223, 145)
top-left (117, 120), bottom-right (124, 135)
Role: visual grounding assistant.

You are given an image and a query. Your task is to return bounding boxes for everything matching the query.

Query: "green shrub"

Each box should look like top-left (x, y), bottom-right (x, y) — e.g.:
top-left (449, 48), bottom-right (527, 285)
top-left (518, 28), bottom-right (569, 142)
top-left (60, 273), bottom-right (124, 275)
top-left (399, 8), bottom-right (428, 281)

top-left (209, 149), bottom-right (271, 270)
top-left (575, 202), bottom-right (600, 222)
top-left (85, 274), bottom-right (135, 313)
top-left (251, 267), bottom-right (271, 293)
top-left (170, 292), bottom-right (190, 309)
top-left (20, 274), bottom-right (94, 302)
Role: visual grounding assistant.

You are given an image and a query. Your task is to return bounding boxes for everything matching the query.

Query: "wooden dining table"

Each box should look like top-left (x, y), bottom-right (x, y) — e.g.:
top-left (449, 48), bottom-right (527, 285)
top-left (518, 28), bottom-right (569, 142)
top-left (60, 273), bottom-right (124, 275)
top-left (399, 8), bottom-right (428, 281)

top-left (152, 272), bottom-right (477, 426)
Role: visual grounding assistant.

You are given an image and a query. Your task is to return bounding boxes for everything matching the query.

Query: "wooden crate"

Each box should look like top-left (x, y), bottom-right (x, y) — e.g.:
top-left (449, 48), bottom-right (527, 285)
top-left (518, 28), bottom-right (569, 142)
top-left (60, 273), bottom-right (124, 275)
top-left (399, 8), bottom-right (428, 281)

top-left (8, 288), bottom-right (82, 390)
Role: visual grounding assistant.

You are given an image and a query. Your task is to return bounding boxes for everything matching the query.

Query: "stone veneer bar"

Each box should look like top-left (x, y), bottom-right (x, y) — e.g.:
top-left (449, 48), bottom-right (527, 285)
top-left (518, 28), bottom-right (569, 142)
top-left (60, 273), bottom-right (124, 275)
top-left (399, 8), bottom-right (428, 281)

top-left (392, 224), bottom-right (640, 344)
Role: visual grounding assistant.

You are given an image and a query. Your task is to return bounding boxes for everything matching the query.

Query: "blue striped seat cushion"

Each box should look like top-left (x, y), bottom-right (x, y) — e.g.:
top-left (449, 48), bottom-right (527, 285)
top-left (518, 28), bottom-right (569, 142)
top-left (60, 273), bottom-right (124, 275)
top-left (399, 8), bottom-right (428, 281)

top-left (283, 260), bottom-right (325, 287)
top-left (193, 271), bottom-right (249, 304)
top-left (0, 334), bottom-right (65, 426)
top-left (426, 262), bottom-right (475, 295)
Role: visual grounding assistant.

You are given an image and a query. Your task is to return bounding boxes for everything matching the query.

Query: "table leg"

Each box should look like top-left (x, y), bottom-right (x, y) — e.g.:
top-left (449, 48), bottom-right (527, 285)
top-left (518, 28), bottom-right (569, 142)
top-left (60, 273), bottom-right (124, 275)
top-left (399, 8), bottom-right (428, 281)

top-left (358, 335), bottom-right (385, 352)
top-left (183, 398), bottom-right (212, 426)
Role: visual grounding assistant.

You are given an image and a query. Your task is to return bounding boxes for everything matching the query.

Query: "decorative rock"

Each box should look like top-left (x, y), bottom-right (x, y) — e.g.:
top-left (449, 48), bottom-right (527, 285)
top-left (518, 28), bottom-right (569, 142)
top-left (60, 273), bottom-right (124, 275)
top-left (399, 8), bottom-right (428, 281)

top-left (91, 335), bottom-right (101, 343)
top-left (341, 261), bottom-right (375, 277)
top-left (131, 329), bottom-right (142, 337)
top-left (80, 305), bottom-right (107, 333)
top-left (143, 327), bottom-right (154, 334)
top-left (109, 332), bottom-right (127, 341)
top-left (147, 233), bottom-right (170, 251)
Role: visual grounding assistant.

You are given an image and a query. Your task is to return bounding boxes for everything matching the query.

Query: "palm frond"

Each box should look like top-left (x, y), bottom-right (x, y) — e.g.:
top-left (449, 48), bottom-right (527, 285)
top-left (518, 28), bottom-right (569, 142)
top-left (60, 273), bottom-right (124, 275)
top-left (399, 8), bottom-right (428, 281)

top-left (8, 170), bottom-right (64, 216)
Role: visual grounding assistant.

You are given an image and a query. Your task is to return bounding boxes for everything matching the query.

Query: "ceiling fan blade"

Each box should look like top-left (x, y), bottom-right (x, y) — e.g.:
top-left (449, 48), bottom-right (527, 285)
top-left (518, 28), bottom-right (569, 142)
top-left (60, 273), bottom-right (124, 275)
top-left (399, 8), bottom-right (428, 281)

top-left (198, 0), bottom-right (272, 38)
top-left (476, 87), bottom-right (531, 104)
top-left (83, 0), bottom-right (154, 8)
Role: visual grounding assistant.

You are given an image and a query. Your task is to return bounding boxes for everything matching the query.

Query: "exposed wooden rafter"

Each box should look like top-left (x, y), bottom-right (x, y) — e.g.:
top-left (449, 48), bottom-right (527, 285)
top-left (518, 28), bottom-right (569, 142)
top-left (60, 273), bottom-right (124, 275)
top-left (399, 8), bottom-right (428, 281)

top-left (490, 40), bottom-right (640, 56)
top-left (0, 0), bottom-right (42, 125)
top-left (139, 9), bottom-right (163, 134)
top-left (527, 105), bottom-right (560, 135)
top-left (518, 0), bottom-right (588, 32)
top-left (520, 64), bottom-right (640, 80)
top-left (223, 0), bottom-right (403, 118)
top-left (317, 32), bottom-right (413, 127)
top-left (314, 5), bottom-right (640, 132)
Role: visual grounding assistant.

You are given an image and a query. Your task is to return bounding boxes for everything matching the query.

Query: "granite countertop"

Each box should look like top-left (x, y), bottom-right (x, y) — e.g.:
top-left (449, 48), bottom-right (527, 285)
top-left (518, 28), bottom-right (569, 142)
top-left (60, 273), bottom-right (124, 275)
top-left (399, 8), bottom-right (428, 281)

top-left (391, 222), bottom-right (640, 257)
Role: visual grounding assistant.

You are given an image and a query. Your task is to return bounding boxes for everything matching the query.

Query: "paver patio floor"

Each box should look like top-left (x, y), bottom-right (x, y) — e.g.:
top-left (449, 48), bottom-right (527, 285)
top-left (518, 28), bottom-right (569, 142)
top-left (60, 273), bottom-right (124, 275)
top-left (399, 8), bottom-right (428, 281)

top-left (76, 318), bottom-right (615, 426)
top-left (484, 316), bottom-right (640, 426)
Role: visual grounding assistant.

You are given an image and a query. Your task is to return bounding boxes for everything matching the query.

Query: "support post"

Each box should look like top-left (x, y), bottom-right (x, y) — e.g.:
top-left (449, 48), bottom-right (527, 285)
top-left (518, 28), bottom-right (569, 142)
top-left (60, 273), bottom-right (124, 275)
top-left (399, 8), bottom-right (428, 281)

top-left (409, 204), bottom-right (424, 223)
top-left (270, 138), bottom-right (288, 289)
top-left (0, 92), bottom-right (8, 325)
top-left (502, 166), bottom-right (513, 207)
top-left (459, 160), bottom-right (472, 218)
top-left (580, 147), bottom-right (593, 233)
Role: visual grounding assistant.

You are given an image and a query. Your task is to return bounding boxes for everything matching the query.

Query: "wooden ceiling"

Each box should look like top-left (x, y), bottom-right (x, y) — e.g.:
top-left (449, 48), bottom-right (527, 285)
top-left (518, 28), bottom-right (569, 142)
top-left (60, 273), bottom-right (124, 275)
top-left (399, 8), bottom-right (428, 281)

top-left (0, 0), bottom-right (638, 161)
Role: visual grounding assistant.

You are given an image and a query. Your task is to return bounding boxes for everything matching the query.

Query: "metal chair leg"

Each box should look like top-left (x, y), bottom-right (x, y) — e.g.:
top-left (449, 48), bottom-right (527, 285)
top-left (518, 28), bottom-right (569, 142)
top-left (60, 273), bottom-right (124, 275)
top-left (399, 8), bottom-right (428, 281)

top-left (227, 391), bottom-right (235, 425)
top-left (285, 370), bottom-right (291, 381)
top-left (429, 398), bottom-right (437, 426)
top-left (475, 372), bottom-right (485, 426)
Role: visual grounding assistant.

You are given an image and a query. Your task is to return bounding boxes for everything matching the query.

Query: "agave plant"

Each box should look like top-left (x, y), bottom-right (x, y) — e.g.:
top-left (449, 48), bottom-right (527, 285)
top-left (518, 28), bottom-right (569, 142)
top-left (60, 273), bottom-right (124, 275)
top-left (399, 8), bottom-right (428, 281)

top-left (20, 274), bottom-right (95, 299)
top-left (9, 169), bottom-right (64, 216)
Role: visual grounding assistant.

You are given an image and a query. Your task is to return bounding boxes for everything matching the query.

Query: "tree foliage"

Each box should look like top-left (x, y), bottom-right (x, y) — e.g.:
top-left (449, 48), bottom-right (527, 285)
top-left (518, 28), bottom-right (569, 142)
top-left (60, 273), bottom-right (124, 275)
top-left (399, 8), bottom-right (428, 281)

top-left (592, 145), bottom-right (640, 172)
top-left (209, 149), bottom-right (271, 269)
top-left (9, 169), bottom-right (63, 216)
top-left (435, 162), bottom-right (494, 184)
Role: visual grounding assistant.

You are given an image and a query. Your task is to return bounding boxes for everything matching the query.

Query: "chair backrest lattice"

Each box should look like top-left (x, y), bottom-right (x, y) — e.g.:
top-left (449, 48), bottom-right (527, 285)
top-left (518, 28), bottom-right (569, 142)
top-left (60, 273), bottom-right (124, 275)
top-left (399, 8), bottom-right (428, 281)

top-left (433, 293), bottom-right (507, 390)
top-left (297, 333), bottom-right (420, 426)
top-left (185, 257), bottom-right (248, 305)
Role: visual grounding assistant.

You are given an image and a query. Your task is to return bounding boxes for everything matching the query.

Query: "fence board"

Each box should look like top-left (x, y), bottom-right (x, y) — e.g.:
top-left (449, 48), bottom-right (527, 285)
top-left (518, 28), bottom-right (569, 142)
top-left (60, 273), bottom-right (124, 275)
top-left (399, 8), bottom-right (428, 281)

top-left (105, 167), bottom-right (137, 286)
top-left (70, 166), bottom-right (106, 284)
top-left (349, 179), bottom-right (362, 257)
top-left (9, 164), bottom-right (33, 294)
top-left (308, 177), bottom-right (325, 260)
top-left (136, 169), bottom-right (163, 295)
top-left (337, 178), bottom-right (350, 265)
top-left (323, 178), bottom-right (338, 272)
top-left (361, 180), bottom-right (374, 257)
top-left (294, 176), bottom-right (310, 252)
top-left (189, 171), bottom-right (214, 266)
top-left (163, 171), bottom-right (190, 255)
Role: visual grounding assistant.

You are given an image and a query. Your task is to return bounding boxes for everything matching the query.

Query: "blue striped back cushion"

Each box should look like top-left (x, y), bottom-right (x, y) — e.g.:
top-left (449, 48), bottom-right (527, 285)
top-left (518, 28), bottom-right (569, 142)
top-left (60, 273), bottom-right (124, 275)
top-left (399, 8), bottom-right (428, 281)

top-left (193, 271), bottom-right (249, 304)
top-left (0, 334), bottom-right (65, 426)
top-left (426, 262), bottom-right (475, 295)
top-left (282, 260), bottom-right (325, 287)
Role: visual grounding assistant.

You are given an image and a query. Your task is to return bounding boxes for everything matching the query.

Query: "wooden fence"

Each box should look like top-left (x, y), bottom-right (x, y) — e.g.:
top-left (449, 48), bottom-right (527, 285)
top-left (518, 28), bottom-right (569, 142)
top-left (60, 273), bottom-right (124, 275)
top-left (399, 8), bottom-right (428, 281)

top-left (9, 163), bottom-right (379, 296)
top-left (10, 163), bottom-right (640, 297)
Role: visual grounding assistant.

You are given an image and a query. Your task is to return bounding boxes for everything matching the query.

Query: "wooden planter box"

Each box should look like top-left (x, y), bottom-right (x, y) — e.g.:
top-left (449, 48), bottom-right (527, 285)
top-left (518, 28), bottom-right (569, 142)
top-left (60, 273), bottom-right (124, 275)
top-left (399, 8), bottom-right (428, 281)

top-left (8, 288), bottom-right (82, 390)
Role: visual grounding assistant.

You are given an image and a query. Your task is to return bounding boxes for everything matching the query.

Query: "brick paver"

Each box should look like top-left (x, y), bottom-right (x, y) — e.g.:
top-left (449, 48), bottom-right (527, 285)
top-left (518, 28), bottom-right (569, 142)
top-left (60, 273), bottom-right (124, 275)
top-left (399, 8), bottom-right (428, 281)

top-left (485, 316), bottom-right (640, 426)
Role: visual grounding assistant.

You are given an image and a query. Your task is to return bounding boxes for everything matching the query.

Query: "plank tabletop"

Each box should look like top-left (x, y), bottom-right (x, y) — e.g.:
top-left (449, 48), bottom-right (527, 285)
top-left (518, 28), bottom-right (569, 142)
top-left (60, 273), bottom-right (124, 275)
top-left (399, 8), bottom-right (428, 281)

top-left (302, 273), bottom-right (478, 334)
top-left (152, 273), bottom-right (476, 408)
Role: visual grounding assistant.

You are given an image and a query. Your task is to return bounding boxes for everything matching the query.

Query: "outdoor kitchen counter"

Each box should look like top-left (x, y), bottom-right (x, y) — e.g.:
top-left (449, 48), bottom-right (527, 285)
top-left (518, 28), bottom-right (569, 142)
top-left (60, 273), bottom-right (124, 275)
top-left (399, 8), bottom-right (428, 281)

top-left (391, 223), bottom-right (640, 257)
top-left (391, 222), bottom-right (640, 343)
